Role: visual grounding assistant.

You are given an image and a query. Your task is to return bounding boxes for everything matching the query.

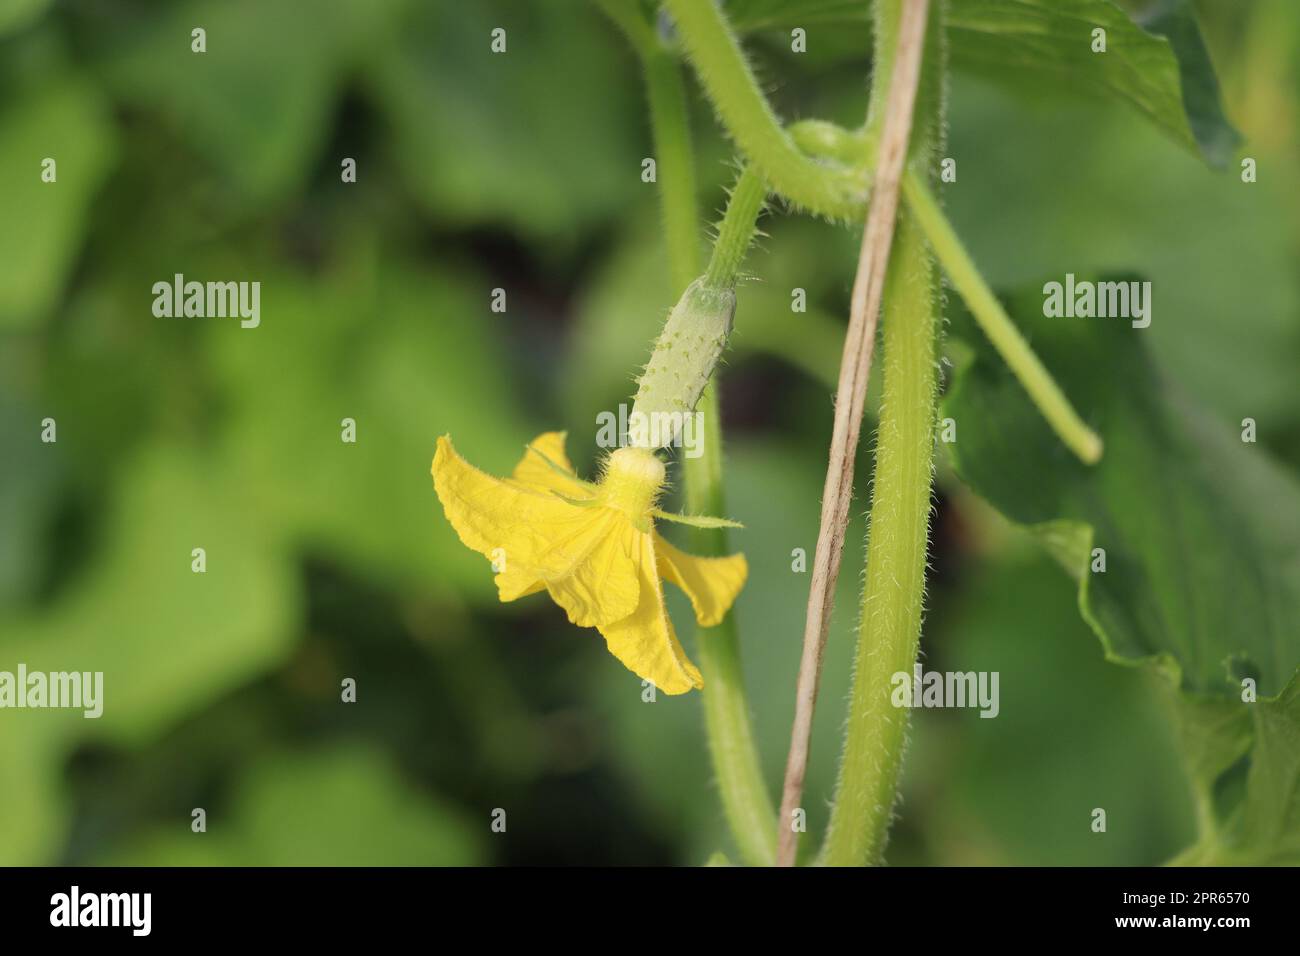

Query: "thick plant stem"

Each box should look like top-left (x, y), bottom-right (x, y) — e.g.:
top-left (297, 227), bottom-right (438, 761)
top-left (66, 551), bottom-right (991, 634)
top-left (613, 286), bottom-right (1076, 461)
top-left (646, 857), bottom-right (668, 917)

top-left (903, 172), bottom-right (1103, 464)
top-left (661, 0), bottom-right (866, 220)
top-left (777, 0), bottom-right (932, 868)
top-left (641, 22), bottom-right (777, 866)
top-left (820, 0), bottom-right (944, 868)
top-left (821, 209), bottom-right (937, 866)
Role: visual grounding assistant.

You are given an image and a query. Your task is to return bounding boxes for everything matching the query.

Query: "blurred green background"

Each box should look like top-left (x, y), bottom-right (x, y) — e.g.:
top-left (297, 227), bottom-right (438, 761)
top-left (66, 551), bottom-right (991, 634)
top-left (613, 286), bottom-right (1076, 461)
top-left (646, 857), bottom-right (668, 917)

top-left (1, 0), bottom-right (1297, 866)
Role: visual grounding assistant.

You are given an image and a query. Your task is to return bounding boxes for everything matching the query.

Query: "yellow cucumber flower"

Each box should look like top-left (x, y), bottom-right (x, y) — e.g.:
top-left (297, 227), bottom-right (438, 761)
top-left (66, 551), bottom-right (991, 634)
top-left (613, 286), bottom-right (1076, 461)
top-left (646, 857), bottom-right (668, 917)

top-left (431, 432), bottom-right (747, 694)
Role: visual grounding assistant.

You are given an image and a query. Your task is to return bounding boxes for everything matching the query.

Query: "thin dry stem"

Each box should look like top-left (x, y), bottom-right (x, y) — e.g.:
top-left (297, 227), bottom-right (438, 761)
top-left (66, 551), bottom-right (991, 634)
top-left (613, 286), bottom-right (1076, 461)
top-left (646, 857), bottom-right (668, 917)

top-left (776, 0), bottom-right (931, 868)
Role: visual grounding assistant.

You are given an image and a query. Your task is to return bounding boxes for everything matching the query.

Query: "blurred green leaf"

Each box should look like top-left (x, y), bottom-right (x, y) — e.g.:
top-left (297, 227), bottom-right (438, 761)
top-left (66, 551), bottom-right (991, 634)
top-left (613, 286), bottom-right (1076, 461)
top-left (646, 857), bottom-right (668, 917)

top-left (1167, 693), bottom-right (1251, 829)
top-left (369, 0), bottom-right (641, 241)
top-left (208, 260), bottom-right (528, 602)
top-left (0, 723), bottom-right (64, 867)
top-left (4, 446), bottom-right (299, 738)
top-left (726, 0), bottom-right (1239, 166)
top-left (1131, 0), bottom-right (1242, 165)
top-left (943, 275), bottom-right (1300, 860)
top-left (945, 277), bottom-right (1300, 699)
top-left (561, 215), bottom-right (672, 435)
top-left (946, 0), bottom-right (1238, 165)
top-left (1170, 673), bottom-right (1300, 864)
top-left (1233, 677), bottom-right (1300, 863)
top-left (902, 555), bottom-right (1193, 865)
top-left (943, 77), bottom-right (1298, 425)
top-left (104, 0), bottom-right (400, 207)
top-left (97, 746), bottom-right (481, 865)
top-left (726, 0), bottom-right (869, 31)
top-left (0, 0), bottom-right (51, 37)
top-left (0, 73), bottom-right (116, 327)
top-left (0, 377), bottom-right (61, 602)
top-left (0, 446), bottom-right (299, 862)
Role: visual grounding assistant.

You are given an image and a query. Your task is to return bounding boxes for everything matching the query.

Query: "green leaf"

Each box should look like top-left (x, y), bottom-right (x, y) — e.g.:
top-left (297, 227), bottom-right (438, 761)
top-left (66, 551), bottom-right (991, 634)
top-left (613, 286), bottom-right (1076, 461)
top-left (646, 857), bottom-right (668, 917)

top-left (941, 77), bottom-right (1298, 425)
top-left (0, 0), bottom-right (51, 37)
top-left (207, 262), bottom-right (529, 603)
top-left (943, 274), bottom-right (1300, 861)
top-left (944, 0), bottom-right (1239, 166)
top-left (104, 0), bottom-right (400, 207)
top-left (1167, 692), bottom-right (1251, 838)
top-left (1235, 676), bottom-right (1300, 863)
top-left (3, 446), bottom-right (300, 738)
top-left (0, 72), bottom-right (116, 327)
top-left (0, 380), bottom-right (61, 601)
top-left (561, 215), bottom-right (673, 434)
top-left (96, 746), bottom-right (482, 865)
top-left (0, 446), bottom-right (299, 863)
top-left (725, 0), bottom-right (869, 31)
top-left (945, 277), bottom-right (1299, 698)
top-left (1129, 0), bottom-right (1242, 167)
top-left (908, 555), bottom-right (1195, 865)
top-left (368, 0), bottom-right (641, 242)
top-left (725, 0), bottom-right (1237, 165)
top-left (1170, 674), bottom-right (1300, 865)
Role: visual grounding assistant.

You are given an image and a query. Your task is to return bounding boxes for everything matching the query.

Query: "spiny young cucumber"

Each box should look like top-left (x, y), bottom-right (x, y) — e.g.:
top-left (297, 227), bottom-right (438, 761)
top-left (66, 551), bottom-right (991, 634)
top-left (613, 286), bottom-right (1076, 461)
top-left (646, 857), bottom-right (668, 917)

top-left (629, 277), bottom-right (735, 450)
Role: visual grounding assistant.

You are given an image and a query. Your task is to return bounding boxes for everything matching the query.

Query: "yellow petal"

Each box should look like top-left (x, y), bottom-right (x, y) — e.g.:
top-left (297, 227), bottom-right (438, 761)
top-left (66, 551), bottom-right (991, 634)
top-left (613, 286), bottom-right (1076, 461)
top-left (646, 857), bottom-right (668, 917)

top-left (544, 512), bottom-right (641, 627)
top-left (504, 432), bottom-right (588, 600)
top-left (598, 533), bottom-right (703, 695)
top-left (435, 436), bottom-right (638, 624)
top-left (511, 431), bottom-right (592, 499)
top-left (432, 436), bottom-right (598, 575)
top-left (495, 563), bottom-right (546, 602)
top-left (655, 533), bottom-right (748, 628)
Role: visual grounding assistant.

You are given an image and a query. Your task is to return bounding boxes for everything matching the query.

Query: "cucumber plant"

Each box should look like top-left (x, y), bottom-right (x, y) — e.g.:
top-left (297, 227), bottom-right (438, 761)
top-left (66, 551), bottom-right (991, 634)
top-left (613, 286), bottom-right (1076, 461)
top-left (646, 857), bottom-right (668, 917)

top-left (595, 0), bottom-right (1300, 867)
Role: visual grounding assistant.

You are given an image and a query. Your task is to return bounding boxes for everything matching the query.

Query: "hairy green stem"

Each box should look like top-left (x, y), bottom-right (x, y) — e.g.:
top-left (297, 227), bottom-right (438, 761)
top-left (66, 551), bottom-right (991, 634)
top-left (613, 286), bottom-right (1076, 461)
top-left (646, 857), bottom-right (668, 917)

top-left (631, 5), bottom-right (776, 866)
top-left (648, 0), bottom-right (1098, 466)
top-left (686, 387), bottom-right (776, 868)
top-left (591, 0), bottom-right (657, 59)
top-left (790, 119), bottom-right (876, 167)
top-left (704, 164), bottom-right (767, 289)
top-left (661, 0), bottom-right (866, 220)
top-left (821, 0), bottom-right (942, 868)
top-left (821, 208), bottom-right (937, 866)
top-left (903, 172), bottom-right (1104, 464)
top-left (687, 165), bottom-right (774, 866)
top-left (606, 0), bottom-right (1098, 865)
